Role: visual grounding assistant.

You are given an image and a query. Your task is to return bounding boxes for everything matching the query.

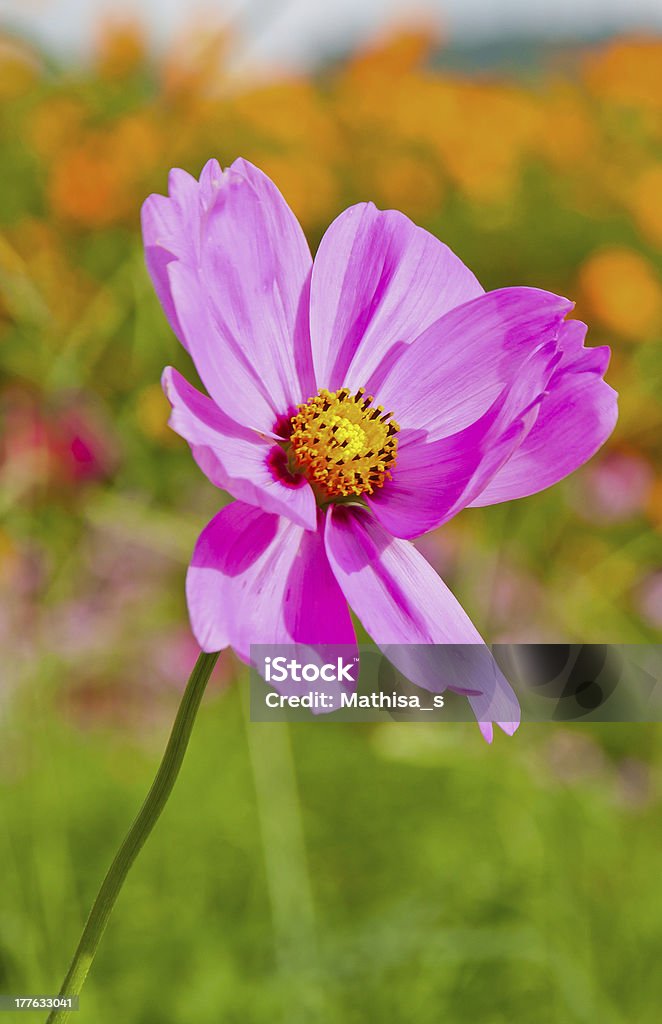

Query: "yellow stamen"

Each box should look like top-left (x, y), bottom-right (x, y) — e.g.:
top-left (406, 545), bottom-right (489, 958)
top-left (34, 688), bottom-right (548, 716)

top-left (289, 387), bottom-right (400, 499)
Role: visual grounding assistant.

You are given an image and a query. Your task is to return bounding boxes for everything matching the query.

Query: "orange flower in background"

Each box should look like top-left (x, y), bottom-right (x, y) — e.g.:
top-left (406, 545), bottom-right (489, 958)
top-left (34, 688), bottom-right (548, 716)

top-left (583, 36), bottom-right (662, 111)
top-left (95, 16), bottom-right (146, 80)
top-left (344, 24), bottom-right (439, 82)
top-left (334, 57), bottom-right (537, 208)
top-left (578, 247), bottom-right (662, 340)
top-left (334, 26), bottom-right (439, 139)
top-left (161, 23), bottom-right (229, 101)
top-left (47, 113), bottom-right (163, 228)
top-left (49, 137), bottom-right (134, 228)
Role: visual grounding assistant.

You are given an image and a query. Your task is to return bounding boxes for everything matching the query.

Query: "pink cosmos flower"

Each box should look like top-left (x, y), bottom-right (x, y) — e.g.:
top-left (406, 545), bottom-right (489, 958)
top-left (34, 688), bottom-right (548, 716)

top-left (141, 158), bottom-right (618, 741)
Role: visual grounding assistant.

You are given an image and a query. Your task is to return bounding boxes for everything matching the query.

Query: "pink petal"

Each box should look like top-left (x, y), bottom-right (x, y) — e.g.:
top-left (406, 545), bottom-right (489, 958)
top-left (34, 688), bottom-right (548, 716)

top-left (198, 158), bottom-right (316, 413)
top-left (143, 158), bottom-right (315, 429)
top-left (373, 287), bottom-right (574, 439)
top-left (309, 203), bottom-right (483, 392)
top-left (369, 337), bottom-right (559, 539)
top-left (162, 367), bottom-right (316, 531)
top-left (325, 507), bottom-right (520, 738)
top-left (367, 405), bottom-right (523, 539)
top-left (469, 320), bottom-right (618, 506)
top-left (478, 722), bottom-right (494, 744)
top-left (187, 503), bottom-right (355, 658)
top-left (141, 168), bottom-right (201, 349)
top-left (167, 261), bottom-right (278, 431)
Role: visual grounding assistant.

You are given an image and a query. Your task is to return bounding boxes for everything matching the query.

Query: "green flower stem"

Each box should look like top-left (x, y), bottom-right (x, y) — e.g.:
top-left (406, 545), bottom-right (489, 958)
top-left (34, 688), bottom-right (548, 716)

top-left (45, 650), bottom-right (220, 1024)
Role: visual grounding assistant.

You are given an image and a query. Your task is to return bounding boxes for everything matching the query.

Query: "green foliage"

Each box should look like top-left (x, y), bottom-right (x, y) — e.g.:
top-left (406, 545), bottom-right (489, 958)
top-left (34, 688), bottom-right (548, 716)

top-left (1, 687), bottom-right (661, 1023)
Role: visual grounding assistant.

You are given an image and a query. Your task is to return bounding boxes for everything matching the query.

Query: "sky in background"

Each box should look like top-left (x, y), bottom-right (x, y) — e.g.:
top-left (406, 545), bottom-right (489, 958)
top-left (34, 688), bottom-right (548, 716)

top-left (2, 0), bottom-right (662, 71)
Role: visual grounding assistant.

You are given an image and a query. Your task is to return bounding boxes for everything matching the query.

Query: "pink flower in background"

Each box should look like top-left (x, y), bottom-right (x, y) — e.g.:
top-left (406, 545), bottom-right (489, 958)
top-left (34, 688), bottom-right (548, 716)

top-left (636, 572), bottom-right (662, 629)
top-left (142, 158), bottom-right (617, 740)
top-left (1, 387), bottom-right (117, 491)
top-left (573, 450), bottom-right (653, 523)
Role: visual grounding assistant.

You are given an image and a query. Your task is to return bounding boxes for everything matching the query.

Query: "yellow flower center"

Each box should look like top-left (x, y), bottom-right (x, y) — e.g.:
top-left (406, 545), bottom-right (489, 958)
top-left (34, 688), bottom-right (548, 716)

top-left (289, 388), bottom-right (400, 500)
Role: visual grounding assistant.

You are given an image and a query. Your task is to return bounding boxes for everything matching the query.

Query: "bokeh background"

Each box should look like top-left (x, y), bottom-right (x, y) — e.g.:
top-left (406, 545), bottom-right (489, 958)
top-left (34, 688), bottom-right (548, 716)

top-left (1, 1), bottom-right (662, 1021)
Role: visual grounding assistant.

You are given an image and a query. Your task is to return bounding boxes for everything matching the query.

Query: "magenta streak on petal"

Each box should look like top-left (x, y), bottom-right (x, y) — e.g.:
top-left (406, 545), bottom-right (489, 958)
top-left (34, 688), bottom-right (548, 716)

top-left (368, 336), bottom-right (561, 539)
top-left (143, 158), bottom-right (315, 431)
top-left (479, 723), bottom-right (494, 744)
top-left (187, 502), bottom-right (355, 658)
top-left (163, 367), bottom-right (317, 530)
top-left (199, 159), bottom-right (316, 412)
top-left (325, 507), bottom-right (520, 738)
top-left (371, 286), bottom-right (574, 440)
top-left (470, 320), bottom-right (618, 506)
top-left (309, 203), bottom-right (483, 393)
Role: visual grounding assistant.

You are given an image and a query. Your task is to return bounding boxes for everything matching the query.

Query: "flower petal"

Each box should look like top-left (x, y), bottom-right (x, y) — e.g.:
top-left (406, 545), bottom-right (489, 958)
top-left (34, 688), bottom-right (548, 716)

top-left (143, 158), bottom-right (315, 428)
top-left (309, 203), bottom-right (483, 392)
top-left (469, 321), bottom-right (618, 506)
top-left (167, 261), bottom-right (278, 430)
top-left (162, 367), bottom-right (316, 530)
top-left (373, 287), bottom-right (574, 439)
top-left (188, 503), bottom-right (355, 657)
top-left (368, 337), bottom-right (559, 538)
top-left (367, 410), bottom-right (523, 539)
top-left (198, 158), bottom-right (316, 413)
top-left (325, 507), bottom-right (520, 736)
top-left (141, 168), bottom-right (201, 349)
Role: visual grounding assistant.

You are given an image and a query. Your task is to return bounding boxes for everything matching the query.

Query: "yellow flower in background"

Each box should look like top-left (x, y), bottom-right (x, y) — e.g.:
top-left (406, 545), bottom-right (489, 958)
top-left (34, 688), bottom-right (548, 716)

top-left (0, 527), bottom-right (19, 574)
top-left (27, 96), bottom-right (88, 161)
top-left (110, 113), bottom-right (164, 177)
top-left (0, 35), bottom-right (40, 101)
top-left (578, 246), bottom-right (662, 340)
top-left (1, 218), bottom-right (93, 331)
top-left (386, 74), bottom-right (454, 144)
top-left (430, 81), bottom-right (537, 205)
top-left (646, 477), bottom-right (662, 531)
top-left (352, 149), bottom-right (445, 219)
top-left (134, 383), bottom-right (177, 445)
top-left (228, 79), bottom-right (341, 156)
top-left (535, 84), bottom-right (598, 170)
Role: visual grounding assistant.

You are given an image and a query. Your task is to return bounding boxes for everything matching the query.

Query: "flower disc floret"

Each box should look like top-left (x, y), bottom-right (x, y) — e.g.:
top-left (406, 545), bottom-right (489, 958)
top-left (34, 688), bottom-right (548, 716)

top-left (289, 387), bottom-right (400, 499)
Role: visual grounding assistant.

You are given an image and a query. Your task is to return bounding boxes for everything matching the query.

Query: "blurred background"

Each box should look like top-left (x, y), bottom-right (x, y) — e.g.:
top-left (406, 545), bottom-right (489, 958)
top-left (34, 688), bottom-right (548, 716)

top-left (1, 2), bottom-right (661, 1022)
